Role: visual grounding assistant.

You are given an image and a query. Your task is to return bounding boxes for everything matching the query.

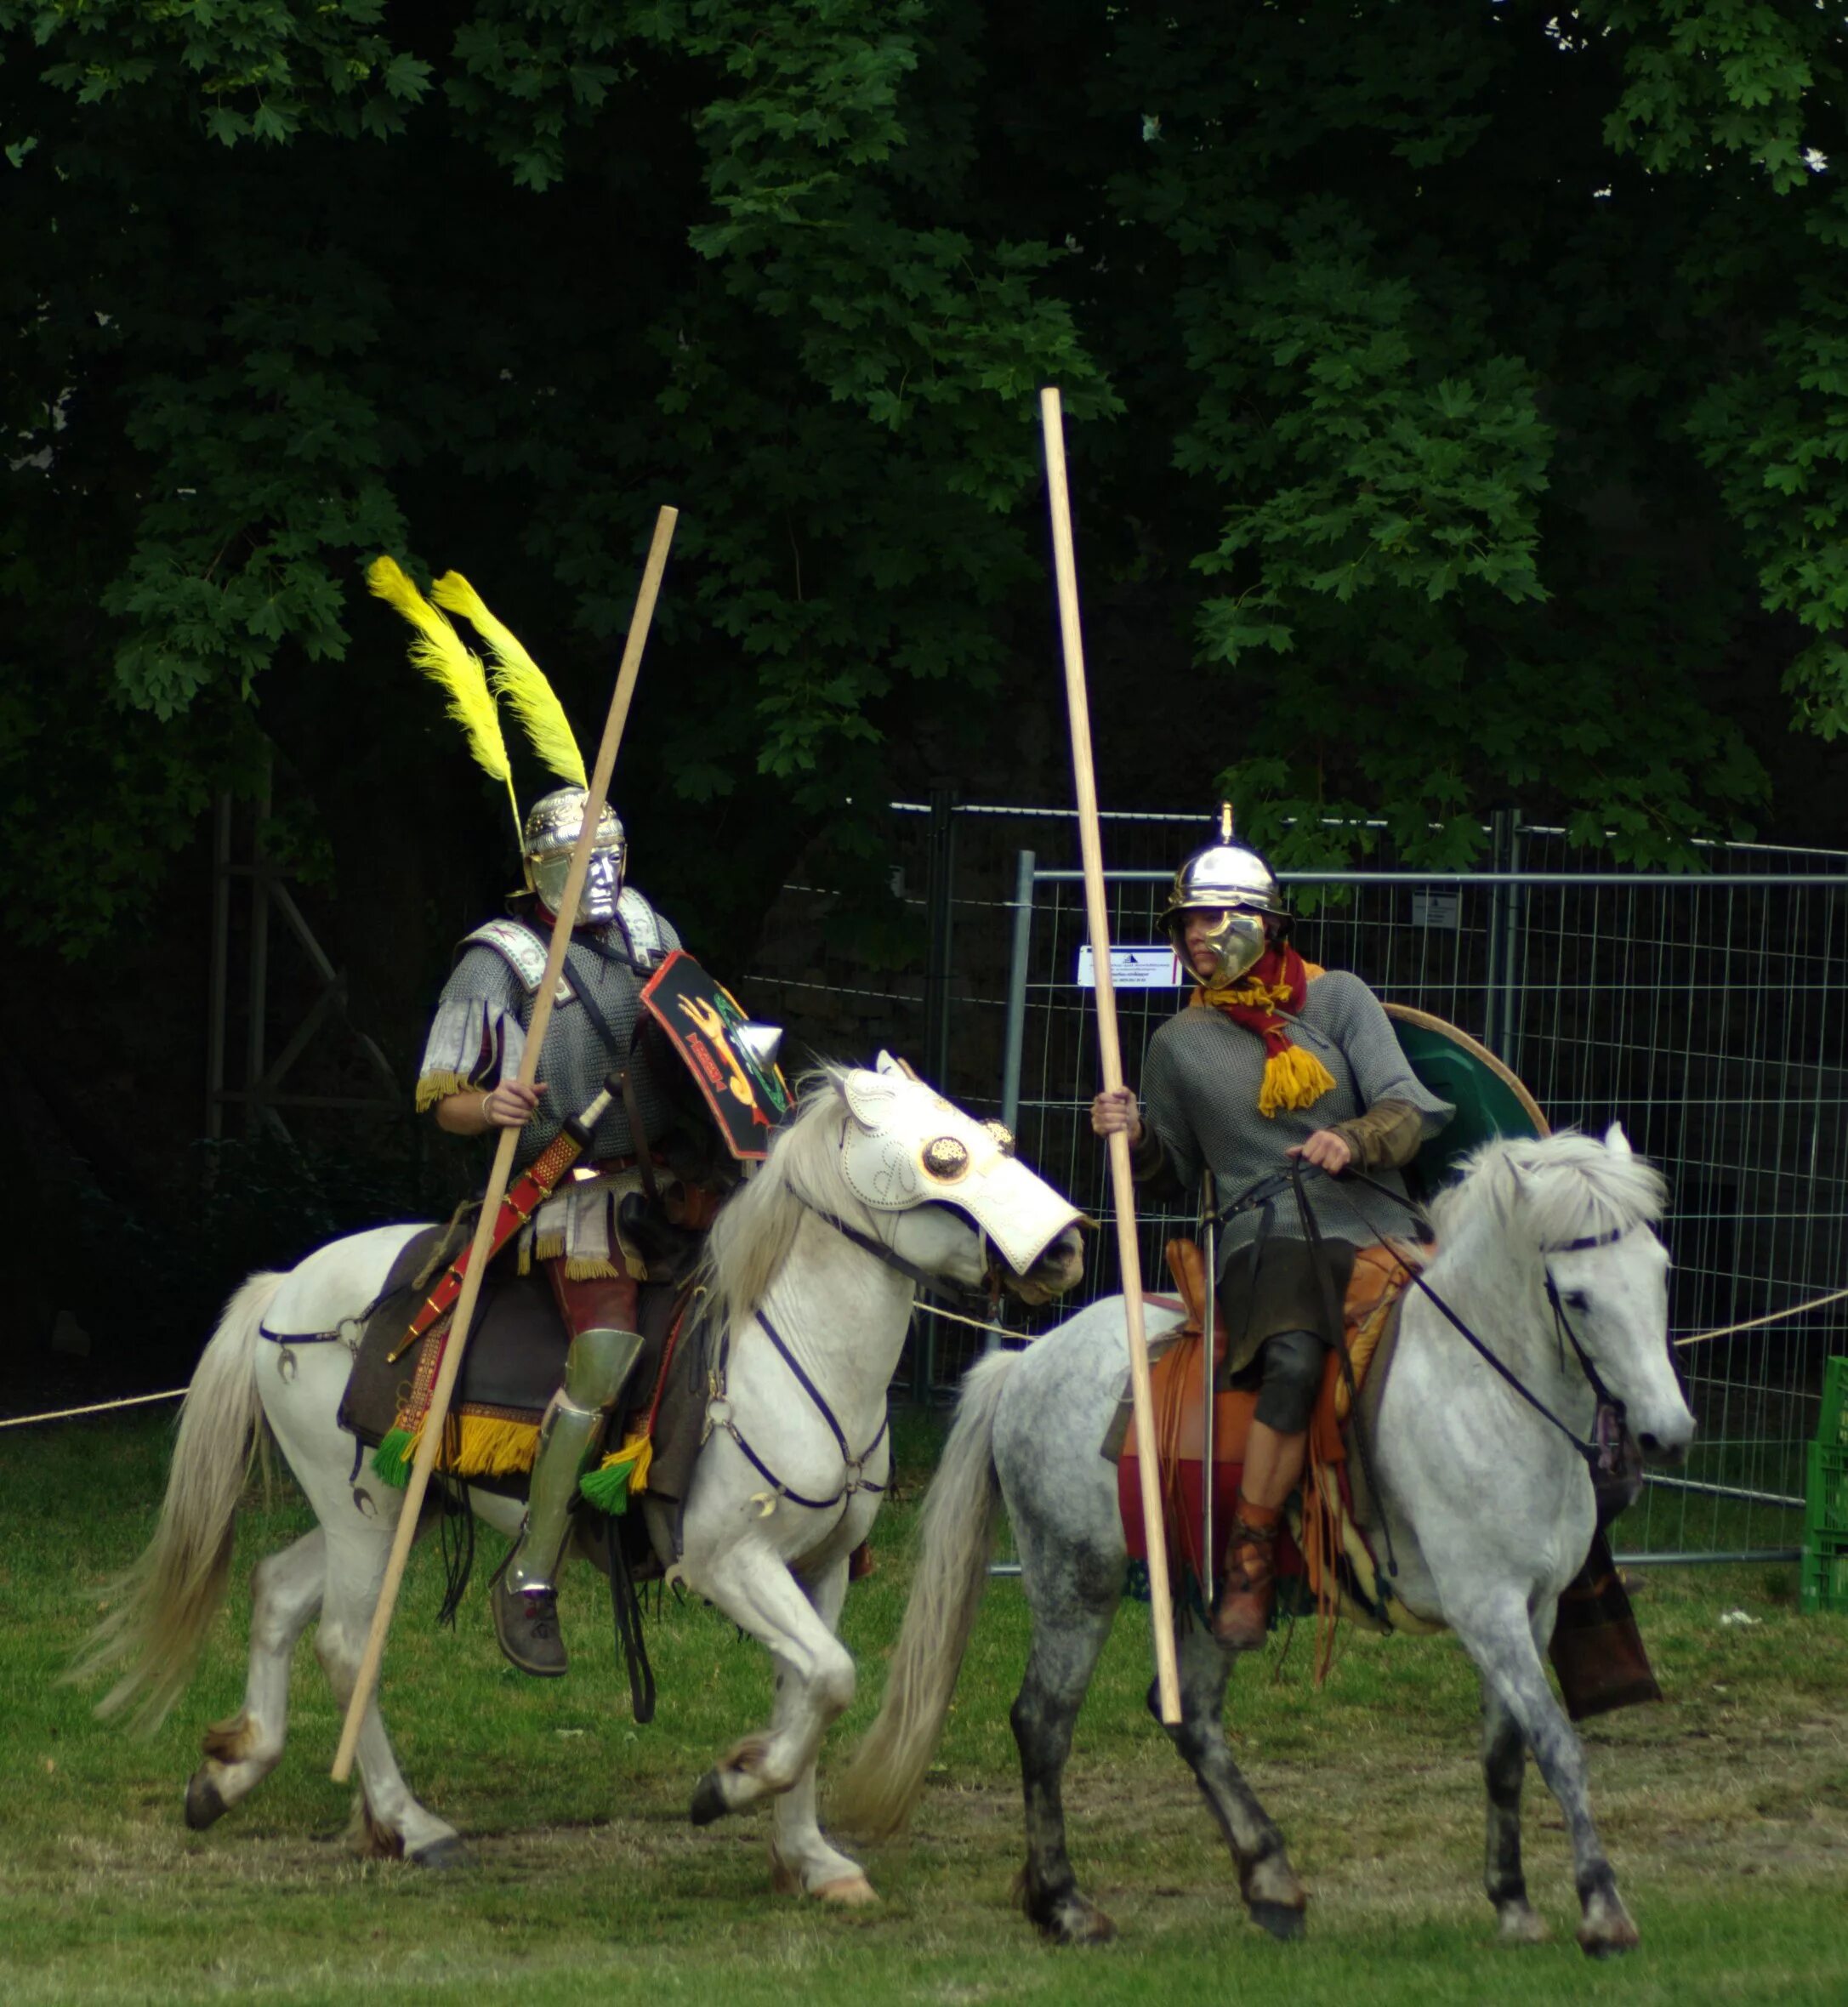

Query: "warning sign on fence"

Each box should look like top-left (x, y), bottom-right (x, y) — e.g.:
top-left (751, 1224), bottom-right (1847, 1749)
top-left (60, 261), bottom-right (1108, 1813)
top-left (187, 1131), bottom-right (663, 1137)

top-left (1075, 945), bottom-right (1185, 989)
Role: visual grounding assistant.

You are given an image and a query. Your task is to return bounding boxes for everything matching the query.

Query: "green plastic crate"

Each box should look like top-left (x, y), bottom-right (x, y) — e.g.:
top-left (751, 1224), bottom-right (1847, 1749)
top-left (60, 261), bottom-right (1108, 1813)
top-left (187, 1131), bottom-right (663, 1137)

top-left (1800, 1529), bottom-right (1848, 1615)
top-left (1809, 1443), bottom-right (1848, 1533)
top-left (1822, 1357), bottom-right (1848, 1450)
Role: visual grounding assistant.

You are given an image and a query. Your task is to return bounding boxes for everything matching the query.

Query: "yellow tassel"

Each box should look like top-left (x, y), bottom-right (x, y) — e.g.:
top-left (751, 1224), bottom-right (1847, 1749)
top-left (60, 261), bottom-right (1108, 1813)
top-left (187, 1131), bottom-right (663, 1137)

top-left (1257, 1043), bottom-right (1338, 1118)
top-left (431, 571), bottom-right (588, 788)
top-left (368, 558), bottom-right (524, 841)
top-left (597, 1430), bottom-right (654, 1495)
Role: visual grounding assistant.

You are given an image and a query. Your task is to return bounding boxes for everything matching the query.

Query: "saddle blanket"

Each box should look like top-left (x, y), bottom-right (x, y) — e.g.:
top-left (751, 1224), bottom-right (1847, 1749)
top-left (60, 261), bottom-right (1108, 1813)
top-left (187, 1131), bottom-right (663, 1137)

top-left (337, 1224), bottom-right (708, 1514)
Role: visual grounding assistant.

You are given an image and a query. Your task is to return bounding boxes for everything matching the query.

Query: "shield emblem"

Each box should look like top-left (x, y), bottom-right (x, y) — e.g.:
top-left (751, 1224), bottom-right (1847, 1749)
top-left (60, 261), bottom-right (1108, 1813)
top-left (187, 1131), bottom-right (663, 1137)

top-left (1382, 1002), bottom-right (1549, 1195)
top-left (640, 950), bottom-right (791, 1162)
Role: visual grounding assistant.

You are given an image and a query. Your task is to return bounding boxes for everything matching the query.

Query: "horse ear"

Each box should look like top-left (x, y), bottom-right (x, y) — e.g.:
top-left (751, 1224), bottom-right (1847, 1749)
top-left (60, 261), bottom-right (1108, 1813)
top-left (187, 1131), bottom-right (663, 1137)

top-left (1604, 1121), bottom-right (1633, 1157)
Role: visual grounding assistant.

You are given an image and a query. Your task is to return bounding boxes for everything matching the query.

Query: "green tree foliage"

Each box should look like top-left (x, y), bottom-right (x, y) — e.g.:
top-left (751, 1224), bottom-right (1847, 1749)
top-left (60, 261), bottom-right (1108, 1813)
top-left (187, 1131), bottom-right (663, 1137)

top-left (3, 0), bottom-right (1844, 955)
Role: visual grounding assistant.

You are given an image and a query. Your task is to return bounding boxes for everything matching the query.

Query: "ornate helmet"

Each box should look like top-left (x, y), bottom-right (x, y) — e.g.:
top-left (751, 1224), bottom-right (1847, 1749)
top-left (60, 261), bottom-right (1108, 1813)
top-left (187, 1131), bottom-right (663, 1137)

top-left (1160, 804), bottom-right (1288, 989)
top-left (522, 787), bottom-right (626, 925)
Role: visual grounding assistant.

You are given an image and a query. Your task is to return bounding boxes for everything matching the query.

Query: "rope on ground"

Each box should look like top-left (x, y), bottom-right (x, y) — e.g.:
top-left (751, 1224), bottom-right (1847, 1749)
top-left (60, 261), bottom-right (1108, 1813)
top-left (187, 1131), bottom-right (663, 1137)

top-left (0, 1387), bottom-right (188, 1430)
top-left (1675, 1284), bottom-right (1848, 1349)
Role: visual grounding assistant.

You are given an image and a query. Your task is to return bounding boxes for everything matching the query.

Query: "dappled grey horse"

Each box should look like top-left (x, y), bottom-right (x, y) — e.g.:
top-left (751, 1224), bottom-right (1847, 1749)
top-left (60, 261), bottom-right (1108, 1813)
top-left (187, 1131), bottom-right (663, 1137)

top-left (839, 1127), bottom-right (1694, 1954)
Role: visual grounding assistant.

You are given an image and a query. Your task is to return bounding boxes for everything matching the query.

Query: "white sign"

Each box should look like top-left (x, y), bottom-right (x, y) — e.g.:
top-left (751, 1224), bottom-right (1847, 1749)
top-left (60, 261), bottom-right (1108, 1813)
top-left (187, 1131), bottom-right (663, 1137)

top-left (1411, 890), bottom-right (1460, 931)
top-left (1075, 945), bottom-right (1185, 989)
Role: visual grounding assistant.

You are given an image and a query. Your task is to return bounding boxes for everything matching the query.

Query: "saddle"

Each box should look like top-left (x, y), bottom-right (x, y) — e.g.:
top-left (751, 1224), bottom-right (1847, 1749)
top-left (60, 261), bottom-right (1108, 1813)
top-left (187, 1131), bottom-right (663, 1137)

top-left (337, 1223), bottom-right (710, 1531)
top-left (1117, 1238), bottom-right (1412, 1612)
top-left (1118, 1235), bottom-right (1660, 1719)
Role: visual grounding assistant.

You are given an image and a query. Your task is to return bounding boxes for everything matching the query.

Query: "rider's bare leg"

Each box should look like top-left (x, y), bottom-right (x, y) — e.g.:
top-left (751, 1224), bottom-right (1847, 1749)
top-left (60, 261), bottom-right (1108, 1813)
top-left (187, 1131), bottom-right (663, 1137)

top-left (1237, 1421), bottom-right (1307, 1510)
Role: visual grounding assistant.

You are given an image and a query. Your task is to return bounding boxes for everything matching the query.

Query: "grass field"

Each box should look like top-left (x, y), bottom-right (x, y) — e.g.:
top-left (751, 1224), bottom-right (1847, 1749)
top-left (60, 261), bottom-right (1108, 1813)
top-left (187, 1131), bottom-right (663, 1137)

top-left (5, 1410), bottom-right (1846, 2006)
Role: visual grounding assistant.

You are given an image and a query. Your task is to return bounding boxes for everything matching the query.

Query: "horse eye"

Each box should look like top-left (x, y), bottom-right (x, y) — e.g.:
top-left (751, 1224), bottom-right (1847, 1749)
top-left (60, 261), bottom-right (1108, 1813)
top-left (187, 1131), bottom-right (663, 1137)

top-left (1563, 1290), bottom-right (1590, 1314)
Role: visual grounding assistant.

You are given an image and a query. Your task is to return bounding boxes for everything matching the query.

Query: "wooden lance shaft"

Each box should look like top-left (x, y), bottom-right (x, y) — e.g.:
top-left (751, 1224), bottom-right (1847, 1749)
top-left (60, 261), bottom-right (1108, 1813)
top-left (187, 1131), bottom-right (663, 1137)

top-left (1038, 388), bottom-right (1181, 1725)
top-left (332, 505), bottom-right (679, 1783)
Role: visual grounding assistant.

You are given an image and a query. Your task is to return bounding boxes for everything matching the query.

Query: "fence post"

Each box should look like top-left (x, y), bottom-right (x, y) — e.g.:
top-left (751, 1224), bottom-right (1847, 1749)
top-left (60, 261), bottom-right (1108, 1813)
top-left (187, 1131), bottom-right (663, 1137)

top-left (1484, 805), bottom-right (1524, 1062)
top-left (1000, 847), bottom-right (1037, 1141)
top-left (922, 780), bottom-right (958, 1093)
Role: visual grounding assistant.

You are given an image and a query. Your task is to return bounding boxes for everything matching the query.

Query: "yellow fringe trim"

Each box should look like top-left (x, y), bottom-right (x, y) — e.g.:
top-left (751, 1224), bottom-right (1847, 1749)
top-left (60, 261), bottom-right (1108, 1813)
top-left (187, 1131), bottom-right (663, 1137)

top-left (1257, 1042), bottom-right (1338, 1118)
top-left (414, 1070), bottom-right (475, 1113)
top-left (563, 1254), bottom-right (626, 1279)
top-left (404, 1412), bottom-right (541, 1479)
top-left (596, 1430), bottom-right (654, 1494)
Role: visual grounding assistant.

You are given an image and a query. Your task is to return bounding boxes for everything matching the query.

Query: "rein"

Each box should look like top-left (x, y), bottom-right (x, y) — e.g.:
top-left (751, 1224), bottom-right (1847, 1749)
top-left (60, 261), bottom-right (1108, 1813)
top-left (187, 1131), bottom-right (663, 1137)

top-left (808, 1209), bottom-right (1004, 1311)
top-left (1228, 1161), bottom-right (1623, 1472)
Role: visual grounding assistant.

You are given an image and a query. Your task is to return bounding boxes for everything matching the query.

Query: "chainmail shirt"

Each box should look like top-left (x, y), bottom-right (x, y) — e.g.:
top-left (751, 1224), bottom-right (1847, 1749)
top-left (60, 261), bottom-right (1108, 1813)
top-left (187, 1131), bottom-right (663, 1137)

top-left (418, 892), bottom-right (683, 1172)
top-left (1139, 971), bottom-right (1452, 1371)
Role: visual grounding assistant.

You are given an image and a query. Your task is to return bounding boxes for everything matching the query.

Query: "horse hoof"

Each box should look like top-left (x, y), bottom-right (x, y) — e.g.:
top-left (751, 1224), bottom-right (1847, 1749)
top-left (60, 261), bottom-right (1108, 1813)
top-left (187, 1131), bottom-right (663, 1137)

top-left (1498, 1905), bottom-right (1549, 1946)
top-left (814, 1873), bottom-right (879, 1908)
top-left (1578, 1910), bottom-right (1640, 1959)
top-left (690, 1771), bottom-right (730, 1826)
top-left (184, 1772), bottom-right (227, 1832)
top-left (1248, 1901), bottom-right (1306, 1943)
top-left (410, 1837), bottom-right (472, 1871)
top-left (1038, 1897), bottom-right (1117, 1946)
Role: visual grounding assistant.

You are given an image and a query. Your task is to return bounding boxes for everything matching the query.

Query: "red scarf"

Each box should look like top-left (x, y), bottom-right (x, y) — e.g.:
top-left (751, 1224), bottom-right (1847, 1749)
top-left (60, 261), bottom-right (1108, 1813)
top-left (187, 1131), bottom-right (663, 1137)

top-left (1189, 945), bottom-right (1337, 1117)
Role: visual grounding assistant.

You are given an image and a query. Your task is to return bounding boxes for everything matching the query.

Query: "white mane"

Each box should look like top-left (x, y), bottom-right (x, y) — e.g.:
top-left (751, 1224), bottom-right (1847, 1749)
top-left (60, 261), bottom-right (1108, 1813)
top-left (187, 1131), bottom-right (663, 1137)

top-left (698, 1067), bottom-right (856, 1344)
top-left (1429, 1130), bottom-right (1667, 1255)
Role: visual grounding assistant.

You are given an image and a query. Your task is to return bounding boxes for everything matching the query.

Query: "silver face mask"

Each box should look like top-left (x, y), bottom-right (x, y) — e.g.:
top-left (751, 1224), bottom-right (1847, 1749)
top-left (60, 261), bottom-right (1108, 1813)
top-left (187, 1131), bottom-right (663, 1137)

top-left (522, 787), bottom-right (626, 925)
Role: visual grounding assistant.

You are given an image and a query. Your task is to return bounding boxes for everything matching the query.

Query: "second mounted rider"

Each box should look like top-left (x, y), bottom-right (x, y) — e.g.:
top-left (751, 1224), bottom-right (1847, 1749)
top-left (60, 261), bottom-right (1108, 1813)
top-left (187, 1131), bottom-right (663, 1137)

top-left (1093, 808), bottom-right (1453, 1649)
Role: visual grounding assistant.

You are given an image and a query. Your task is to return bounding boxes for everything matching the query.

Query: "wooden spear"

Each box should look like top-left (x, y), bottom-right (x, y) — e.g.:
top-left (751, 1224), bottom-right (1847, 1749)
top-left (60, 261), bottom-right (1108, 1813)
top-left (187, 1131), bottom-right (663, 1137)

top-left (1039, 389), bottom-right (1181, 1725)
top-left (332, 505), bottom-right (679, 1783)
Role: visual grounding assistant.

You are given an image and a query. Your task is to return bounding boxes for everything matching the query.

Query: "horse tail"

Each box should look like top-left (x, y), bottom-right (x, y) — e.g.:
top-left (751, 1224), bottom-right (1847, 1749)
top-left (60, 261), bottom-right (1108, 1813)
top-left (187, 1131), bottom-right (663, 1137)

top-left (67, 1270), bottom-right (281, 1733)
top-left (834, 1348), bottom-right (1017, 1838)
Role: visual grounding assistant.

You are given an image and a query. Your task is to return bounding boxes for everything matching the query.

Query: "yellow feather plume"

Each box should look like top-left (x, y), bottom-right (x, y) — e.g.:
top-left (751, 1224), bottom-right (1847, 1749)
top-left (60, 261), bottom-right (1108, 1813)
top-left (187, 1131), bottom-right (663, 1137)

top-left (367, 556), bottom-right (522, 839)
top-left (431, 571), bottom-right (587, 789)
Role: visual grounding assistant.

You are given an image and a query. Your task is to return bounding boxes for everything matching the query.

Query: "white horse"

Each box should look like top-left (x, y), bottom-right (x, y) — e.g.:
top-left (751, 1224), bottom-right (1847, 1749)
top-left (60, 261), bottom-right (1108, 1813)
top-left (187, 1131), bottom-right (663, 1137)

top-left (73, 1060), bottom-right (1084, 1902)
top-left (839, 1126), bottom-right (1695, 1953)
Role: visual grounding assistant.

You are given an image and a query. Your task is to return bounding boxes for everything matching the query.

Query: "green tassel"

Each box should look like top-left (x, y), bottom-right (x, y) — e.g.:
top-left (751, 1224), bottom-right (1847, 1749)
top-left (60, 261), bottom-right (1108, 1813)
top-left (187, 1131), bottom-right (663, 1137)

top-left (577, 1459), bottom-right (635, 1516)
top-left (372, 1430), bottom-right (415, 1490)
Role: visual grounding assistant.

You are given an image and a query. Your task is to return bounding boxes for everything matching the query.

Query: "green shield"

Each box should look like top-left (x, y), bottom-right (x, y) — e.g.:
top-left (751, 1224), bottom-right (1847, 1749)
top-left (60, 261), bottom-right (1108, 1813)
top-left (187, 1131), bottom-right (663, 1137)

top-left (1382, 1003), bottom-right (1549, 1195)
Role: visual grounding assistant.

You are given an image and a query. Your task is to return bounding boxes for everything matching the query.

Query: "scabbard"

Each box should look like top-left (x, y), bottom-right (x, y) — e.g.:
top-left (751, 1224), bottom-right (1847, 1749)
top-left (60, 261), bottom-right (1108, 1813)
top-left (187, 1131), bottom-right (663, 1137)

top-left (387, 1077), bottom-right (618, 1362)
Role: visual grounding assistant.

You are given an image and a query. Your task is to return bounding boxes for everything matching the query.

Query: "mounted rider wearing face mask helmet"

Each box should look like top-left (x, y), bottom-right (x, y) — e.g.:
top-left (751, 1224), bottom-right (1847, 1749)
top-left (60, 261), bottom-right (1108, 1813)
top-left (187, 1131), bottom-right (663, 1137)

top-left (1097, 800), bottom-right (1454, 1656)
top-left (374, 560), bottom-right (778, 1685)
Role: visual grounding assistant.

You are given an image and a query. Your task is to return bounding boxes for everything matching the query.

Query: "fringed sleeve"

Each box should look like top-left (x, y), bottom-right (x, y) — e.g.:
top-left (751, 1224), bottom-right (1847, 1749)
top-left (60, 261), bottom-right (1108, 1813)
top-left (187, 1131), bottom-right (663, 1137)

top-left (414, 949), bottom-right (527, 1111)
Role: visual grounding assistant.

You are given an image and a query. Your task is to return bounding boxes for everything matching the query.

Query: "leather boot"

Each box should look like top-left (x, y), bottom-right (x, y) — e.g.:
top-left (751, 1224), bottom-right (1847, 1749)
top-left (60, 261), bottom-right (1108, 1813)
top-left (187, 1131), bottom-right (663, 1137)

top-left (492, 1326), bottom-right (643, 1677)
top-left (1213, 1498), bottom-right (1282, 1652)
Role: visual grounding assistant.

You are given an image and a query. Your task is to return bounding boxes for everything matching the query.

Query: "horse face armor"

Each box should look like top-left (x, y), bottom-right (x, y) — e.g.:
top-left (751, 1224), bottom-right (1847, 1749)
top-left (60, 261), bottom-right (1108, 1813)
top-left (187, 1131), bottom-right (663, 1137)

top-left (522, 786), bottom-right (626, 925)
top-left (838, 1055), bottom-right (1082, 1276)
